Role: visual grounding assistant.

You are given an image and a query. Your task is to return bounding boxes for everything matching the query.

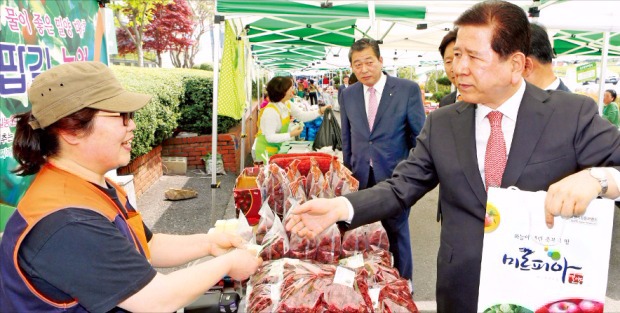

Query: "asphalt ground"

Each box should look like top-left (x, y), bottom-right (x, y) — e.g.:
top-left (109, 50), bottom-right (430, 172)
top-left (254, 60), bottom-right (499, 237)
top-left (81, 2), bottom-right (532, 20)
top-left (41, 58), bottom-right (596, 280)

top-left (137, 167), bottom-right (620, 312)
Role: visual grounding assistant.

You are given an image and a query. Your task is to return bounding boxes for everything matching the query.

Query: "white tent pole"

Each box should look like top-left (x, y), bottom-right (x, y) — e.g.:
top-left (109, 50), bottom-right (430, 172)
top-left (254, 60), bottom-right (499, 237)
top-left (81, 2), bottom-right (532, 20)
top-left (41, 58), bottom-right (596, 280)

top-left (597, 32), bottom-right (610, 115)
top-left (240, 24), bottom-right (251, 173)
top-left (211, 16), bottom-right (222, 188)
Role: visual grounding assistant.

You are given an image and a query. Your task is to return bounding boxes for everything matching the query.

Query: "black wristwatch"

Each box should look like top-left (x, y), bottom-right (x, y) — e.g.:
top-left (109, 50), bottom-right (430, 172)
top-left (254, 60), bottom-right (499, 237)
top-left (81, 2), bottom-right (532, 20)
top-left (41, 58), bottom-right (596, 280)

top-left (589, 167), bottom-right (608, 196)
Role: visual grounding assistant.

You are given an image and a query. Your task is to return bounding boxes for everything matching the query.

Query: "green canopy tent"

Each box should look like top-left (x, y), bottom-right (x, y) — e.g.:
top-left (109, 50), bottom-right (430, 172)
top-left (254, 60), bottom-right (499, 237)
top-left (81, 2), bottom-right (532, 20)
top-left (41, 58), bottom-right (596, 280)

top-left (553, 31), bottom-right (620, 57)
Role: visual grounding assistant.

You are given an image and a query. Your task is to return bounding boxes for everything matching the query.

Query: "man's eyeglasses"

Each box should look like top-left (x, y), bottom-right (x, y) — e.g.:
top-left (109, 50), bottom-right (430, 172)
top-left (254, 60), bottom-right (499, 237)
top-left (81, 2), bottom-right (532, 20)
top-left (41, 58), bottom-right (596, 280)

top-left (95, 111), bottom-right (135, 126)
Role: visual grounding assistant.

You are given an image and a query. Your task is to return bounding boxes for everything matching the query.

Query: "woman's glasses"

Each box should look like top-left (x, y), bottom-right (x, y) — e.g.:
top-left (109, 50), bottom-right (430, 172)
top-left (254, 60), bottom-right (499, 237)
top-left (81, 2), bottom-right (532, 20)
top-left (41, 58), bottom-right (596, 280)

top-left (96, 111), bottom-right (135, 126)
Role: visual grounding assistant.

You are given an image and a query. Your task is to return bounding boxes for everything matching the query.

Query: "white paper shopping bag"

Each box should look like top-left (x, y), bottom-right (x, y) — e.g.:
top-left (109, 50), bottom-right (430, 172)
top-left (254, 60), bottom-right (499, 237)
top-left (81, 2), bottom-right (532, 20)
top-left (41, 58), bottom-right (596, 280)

top-left (478, 187), bottom-right (615, 313)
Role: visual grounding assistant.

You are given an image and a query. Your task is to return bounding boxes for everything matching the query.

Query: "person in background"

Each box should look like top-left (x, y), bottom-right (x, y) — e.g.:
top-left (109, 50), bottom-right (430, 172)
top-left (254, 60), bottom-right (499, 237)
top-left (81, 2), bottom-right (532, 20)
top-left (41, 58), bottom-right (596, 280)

top-left (260, 93), bottom-right (270, 109)
top-left (286, 1), bottom-right (620, 311)
top-left (603, 89), bottom-right (619, 127)
top-left (338, 75), bottom-right (350, 106)
top-left (0, 61), bottom-right (262, 312)
top-left (438, 30), bottom-right (460, 107)
top-left (254, 76), bottom-right (330, 163)
top-left (307, 79), bottom-right (319, 105)
top-left (523, 23), bottom-right (571, 92)
top-left (339, 38), bottom-right (426, 288)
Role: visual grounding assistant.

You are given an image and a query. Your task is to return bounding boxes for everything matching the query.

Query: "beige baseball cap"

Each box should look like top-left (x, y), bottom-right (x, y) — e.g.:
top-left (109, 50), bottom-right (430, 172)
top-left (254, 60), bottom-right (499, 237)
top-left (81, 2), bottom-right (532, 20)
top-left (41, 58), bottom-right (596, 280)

top-left (27, 61), bottom-right (152, 129)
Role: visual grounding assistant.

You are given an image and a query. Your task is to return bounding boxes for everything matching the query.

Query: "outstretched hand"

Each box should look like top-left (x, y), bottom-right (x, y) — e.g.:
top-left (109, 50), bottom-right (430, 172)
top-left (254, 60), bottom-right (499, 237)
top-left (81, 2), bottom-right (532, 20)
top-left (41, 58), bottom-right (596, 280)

top-left (285, 197), bottom-right (349, 238)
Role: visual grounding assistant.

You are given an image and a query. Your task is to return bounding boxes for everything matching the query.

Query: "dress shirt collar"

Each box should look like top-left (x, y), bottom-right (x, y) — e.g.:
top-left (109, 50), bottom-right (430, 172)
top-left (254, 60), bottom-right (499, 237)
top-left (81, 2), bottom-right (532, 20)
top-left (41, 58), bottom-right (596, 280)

top-left (476, 78), bottom-right (526, 123)
top-left (544, 77), bottom-right (561, 91)
top-left (363, 72), bottom-right (387, 95)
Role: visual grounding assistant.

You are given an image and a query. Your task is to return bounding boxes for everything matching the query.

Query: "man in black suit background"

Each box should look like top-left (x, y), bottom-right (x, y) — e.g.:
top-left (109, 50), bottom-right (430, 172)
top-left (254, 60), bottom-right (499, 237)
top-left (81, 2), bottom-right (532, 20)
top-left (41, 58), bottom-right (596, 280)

top-left (337, 75), bottom-right (349, 107)
top-left (438, 30), bottom-right (460, 107)
top-left (523, 23), bottom-right (572, 91)
top-left (287, 1), bottom-right (620, 312)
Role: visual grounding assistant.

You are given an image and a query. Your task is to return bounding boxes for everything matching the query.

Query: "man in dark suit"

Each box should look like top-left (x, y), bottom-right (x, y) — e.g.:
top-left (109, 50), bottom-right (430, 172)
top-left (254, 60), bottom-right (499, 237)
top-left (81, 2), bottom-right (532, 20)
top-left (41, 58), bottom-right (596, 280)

top-left (286, 1), bottom-right (620, 312)
top-left (337, 75), bottom-right (349, 107)
top-left (523, 23), bottom-right (571, 91)
top-left (339, 38), bottom-right (426, 285)
top-left (438, 30), bottom-right (459, 107)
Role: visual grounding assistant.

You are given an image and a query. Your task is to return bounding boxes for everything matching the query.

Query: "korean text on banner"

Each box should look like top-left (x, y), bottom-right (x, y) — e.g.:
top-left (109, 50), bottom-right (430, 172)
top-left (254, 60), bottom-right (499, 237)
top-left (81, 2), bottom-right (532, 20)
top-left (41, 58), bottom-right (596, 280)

top-left (478, 187), bottom-right (614, 313)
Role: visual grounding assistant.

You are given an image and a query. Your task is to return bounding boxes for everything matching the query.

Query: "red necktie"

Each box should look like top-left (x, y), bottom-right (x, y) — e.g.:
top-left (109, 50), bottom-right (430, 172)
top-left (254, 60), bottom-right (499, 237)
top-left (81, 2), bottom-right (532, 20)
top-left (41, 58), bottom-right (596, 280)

top-left (367, 87), bottom-right (378, 131)
top-left (484, 111), bottom-right (507, 191)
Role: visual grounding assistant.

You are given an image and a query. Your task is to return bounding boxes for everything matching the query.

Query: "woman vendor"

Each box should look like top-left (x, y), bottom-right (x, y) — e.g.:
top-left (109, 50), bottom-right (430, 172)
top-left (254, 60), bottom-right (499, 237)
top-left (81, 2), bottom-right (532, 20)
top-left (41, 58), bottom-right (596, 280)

top-left (254, 76), bottom-right (330, 163)
top-left (0, 61), bottom-right (262, 312)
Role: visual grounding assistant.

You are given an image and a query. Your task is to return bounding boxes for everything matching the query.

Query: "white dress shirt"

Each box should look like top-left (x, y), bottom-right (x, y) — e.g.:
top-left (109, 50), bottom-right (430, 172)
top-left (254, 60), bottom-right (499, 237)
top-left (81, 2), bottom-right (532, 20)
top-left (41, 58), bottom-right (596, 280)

top-left (363, 73), bottom-right (387, 120)
top-left (543, 77), bottom-right (562, 91)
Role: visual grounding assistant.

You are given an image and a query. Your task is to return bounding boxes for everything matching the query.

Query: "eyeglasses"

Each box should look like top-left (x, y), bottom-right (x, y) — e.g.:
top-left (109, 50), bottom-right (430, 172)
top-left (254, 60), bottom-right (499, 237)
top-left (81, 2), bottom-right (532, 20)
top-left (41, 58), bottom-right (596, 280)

top-left (95, 111), bottom-right (135, 126)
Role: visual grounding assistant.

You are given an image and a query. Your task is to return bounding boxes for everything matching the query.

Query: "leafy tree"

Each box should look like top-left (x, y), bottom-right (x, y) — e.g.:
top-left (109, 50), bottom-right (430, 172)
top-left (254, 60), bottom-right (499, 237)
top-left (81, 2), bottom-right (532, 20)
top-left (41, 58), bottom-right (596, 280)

top-left (184, 0), bottom-right (215, 68)
top-left (145, 0), bottom-right (194, 68)
top-left (397, 66), bottom-right (419, 81)
top-left (112, 0), bottom-right (170, 67)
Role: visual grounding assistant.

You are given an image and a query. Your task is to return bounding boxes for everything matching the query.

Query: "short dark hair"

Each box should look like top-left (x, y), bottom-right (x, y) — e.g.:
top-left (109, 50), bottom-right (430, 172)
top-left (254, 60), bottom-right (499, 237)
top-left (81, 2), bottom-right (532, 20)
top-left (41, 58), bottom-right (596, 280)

top-left (439, 29), bottom-right (458, 58)
top-left (529, 23), bottom-right (554, 64)
top-left (607, 89), bottom-right (617, 102)
top-left (455, 0), bottom-right (530, 59)
top-left (348, 38), bottom-right (381, 63)
top-left (266, 76), bottom-right (293, 103)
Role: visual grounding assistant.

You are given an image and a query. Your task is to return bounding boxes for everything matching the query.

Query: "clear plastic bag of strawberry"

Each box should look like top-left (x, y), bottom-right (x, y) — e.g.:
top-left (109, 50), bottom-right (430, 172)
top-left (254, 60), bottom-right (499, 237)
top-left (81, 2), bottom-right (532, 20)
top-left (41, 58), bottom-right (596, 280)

top-left (366, 221), bottom-right (389, 251)
top-left (288, 231), bottom-right (317, 261)
top-left (305, 158), bottom-right (326, 198)
top-left (322, 282), bottom-right (371, 313)
top-left (378, 278), bottom-right (418, 313)
top-left (264, 163), bottom-right (291, 219)
top-left (259, 215), bottom-right (289, 261)
top-left (286, 158), bottom-right (302, 182)
top-left (277, 277), bottom-right (325, 313)
top-left (248, 259), bottom-right (284, 287)
top-left (338, 172), bottom-right (360, 196)
top-left (341, 226), bottom-right (368, 258)
top-left (315, 223), bottom-right (341, 264)
top-left (255, 199), bottom-right (275, 245)
top-left (246, 283), bottom-right (278, 313)
top-left (284, 177), bottom-right (307, 214)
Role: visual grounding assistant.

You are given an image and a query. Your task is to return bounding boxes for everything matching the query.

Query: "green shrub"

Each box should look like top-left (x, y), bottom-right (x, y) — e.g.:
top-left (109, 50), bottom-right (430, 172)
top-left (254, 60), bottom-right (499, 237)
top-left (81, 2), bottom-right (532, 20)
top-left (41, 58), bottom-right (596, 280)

top-left (193, 63), bottom-right (213, 71)
top-left (432, 90), bottom-right (451, 103)
top-left (110, 66), bottom-right (229, 159)
top-left (436, 76), bottom-right (452, 86)
top-left (177, 76), bottom-right (239, 135)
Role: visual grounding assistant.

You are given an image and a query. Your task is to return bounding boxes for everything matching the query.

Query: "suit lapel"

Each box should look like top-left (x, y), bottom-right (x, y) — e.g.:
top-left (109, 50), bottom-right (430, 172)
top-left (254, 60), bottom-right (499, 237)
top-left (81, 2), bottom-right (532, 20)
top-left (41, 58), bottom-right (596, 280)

top-left (351, 83), bottom-right (371, 134)
top-left (452, 103), bottom-right (487, 207)
top-left (371, 76), bottom-right (397, 132)
top-left (502, 84), bottom-right (553, 187)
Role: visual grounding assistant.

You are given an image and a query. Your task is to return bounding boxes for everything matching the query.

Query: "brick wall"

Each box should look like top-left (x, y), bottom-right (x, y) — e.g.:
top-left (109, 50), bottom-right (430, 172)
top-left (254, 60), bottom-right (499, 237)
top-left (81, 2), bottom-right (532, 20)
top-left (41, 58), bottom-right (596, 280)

top-left (116, 102), bottom-right (259, 199)
top-left (117, 146), bottom-right (162, 198)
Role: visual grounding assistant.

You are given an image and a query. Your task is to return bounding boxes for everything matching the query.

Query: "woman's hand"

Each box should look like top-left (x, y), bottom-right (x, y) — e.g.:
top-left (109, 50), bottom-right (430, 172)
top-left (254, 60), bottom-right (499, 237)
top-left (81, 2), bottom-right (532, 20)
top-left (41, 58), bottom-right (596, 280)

top-left (224, 249), bottom-right (263, 281)
top-left (320, 105), bottom-right (333, 115)
top-left (205, 232), bottom-right (244, 256)
top-left (290, 124), bottom-right (303, 137)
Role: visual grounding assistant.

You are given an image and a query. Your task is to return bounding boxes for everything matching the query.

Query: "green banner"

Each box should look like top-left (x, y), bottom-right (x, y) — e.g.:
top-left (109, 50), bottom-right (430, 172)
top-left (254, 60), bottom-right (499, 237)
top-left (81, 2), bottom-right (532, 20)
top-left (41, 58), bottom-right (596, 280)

top-left (576, 62), bottom-right (597, 83)
top-left (1, 0), bottom-right (107, 231)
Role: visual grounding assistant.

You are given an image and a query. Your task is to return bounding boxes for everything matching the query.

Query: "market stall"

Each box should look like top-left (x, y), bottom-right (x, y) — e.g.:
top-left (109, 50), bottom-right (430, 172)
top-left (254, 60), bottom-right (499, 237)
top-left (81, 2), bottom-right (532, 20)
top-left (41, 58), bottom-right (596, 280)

top-left (227, 154), bottom-right (418, 312)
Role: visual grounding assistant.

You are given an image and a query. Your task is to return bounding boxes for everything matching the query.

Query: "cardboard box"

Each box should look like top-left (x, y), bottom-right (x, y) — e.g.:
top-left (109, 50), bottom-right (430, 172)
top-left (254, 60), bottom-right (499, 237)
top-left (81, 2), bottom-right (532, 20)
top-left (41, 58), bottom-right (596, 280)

top-left (162, 156), bottom-right (187, 175)
top-left (233, 167), bottom-right (262, 226)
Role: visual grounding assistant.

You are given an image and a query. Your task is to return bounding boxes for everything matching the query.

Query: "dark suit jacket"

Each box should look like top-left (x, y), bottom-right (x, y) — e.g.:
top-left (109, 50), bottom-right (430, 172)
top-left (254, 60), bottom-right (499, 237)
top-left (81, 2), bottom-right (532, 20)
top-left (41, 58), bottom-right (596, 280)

top-left (557, 79), bottom-right (571, 92)
top-left (344, 83), bottom-right (620, 312)
top-left (439, 90), bottom-right (457, 107)
top-left (337, 83), bottom-right (348, 106)
top-left (340, 75), bottom-right (426, 188)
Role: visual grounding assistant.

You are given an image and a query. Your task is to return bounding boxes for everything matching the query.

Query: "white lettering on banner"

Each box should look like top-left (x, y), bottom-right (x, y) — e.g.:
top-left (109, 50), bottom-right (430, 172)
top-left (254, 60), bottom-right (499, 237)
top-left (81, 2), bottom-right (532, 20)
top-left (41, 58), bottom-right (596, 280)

top-left (4, 5), bottom-right (87, 39)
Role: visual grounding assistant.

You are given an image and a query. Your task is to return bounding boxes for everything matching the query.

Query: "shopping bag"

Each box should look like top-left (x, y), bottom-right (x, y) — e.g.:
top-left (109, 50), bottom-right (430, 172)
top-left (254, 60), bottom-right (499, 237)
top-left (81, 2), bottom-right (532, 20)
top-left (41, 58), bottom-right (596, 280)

top-left (312, 108), bottom-right (342, 151)
top-left (478, 187), bottom-right (615, 313)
